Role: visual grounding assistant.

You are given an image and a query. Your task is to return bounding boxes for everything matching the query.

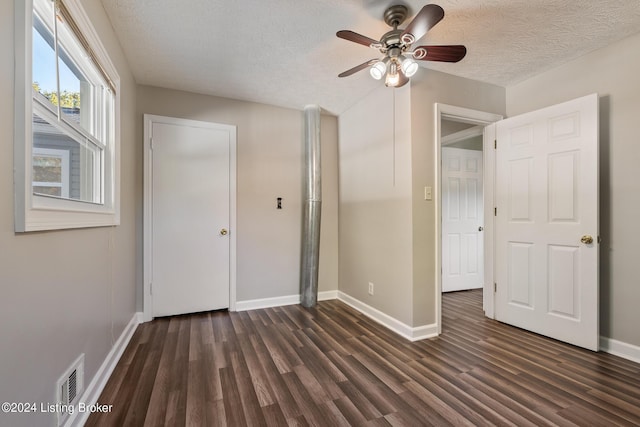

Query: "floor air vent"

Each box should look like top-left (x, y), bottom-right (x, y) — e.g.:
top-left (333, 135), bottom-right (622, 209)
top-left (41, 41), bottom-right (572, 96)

top-left (56, 354), bottom-right (84, 426)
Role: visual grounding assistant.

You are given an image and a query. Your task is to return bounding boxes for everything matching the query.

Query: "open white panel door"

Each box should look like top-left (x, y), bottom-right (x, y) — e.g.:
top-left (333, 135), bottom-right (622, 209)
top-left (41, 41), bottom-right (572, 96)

top-left (495, 93), bottom-right (599, 350)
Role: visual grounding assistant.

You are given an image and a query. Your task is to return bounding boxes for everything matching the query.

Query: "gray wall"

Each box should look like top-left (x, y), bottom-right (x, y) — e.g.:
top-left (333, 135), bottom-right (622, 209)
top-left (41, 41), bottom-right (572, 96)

top-left (338, 71), bottom-right (505, 327)
top-left (136, 86), bottom-right (339, 305)
top-left (442, 119), bottom-right (483, 150)
top-left (0, 1), bottom-right (138, 426)
top-left (441, 119), bottom-right (476, 137)
top-left (339, 85), bottom-right (414, 325)
top-left (445, 136), bottom-right (483, 151)
top-left (410, 70), bottom-right (505, 326)
top-left (506, 31), bottom-right (640, 347)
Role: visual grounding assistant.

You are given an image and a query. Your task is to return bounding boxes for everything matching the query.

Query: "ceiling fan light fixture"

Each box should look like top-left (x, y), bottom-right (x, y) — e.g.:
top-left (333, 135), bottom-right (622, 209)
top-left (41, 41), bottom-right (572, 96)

top-left (385, 62), bottom-right (399, 87)
top-left (385, 73), bottom-right (399, 87)
top-left (337, 4), bottom-right (466, 88)
top-left (369, 60), bottom-right (387, 80)
top-left (401, 57), bottom-right (419, 77)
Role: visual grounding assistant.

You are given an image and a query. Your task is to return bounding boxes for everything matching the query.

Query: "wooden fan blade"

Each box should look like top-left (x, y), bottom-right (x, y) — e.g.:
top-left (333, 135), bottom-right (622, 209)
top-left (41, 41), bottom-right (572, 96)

top-left (400, 4), bottom-right (444, 45)
top-left (338, 59), bottom-right (378, 77)
top-left (337, 30), bottom-right (380, 48)
top-left (412, 45), bottom-right (467, 62)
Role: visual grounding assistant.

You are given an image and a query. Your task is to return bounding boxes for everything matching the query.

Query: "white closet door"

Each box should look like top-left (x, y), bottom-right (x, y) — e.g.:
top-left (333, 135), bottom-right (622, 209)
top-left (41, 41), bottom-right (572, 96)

top-left (442, 147), bottom-right (484, 292)
top-left (151, 119), bottom-right (232, 317)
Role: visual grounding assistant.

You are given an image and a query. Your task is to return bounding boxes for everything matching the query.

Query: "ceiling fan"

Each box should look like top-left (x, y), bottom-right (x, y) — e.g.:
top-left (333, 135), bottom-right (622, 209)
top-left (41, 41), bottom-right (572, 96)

top-left (336, 3), bottom-right (466, 87)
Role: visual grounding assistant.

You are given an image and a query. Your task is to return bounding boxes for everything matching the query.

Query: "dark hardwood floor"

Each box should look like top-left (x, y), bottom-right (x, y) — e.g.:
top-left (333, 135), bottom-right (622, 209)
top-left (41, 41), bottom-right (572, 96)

top-left (86, 290), bottom-right (640, 426)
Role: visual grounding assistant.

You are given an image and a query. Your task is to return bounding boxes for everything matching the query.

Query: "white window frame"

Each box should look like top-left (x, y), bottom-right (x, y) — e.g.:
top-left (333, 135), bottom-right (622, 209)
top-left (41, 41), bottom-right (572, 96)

top-left (14, 0), bottom-right (120, 231)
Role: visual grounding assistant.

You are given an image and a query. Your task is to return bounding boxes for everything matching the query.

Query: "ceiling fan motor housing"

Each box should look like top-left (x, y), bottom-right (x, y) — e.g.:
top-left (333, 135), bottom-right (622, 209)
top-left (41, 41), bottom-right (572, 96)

top-left (387, 46), bottom-right (402, 60)
top-left (380, 30), bottom-right (404, 51)
top-left (383, 4), bottom-right (409, 28)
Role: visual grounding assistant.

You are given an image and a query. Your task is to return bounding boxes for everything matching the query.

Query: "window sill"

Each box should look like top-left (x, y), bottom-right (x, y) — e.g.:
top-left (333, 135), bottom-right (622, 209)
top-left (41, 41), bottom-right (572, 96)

top-left (16, 195), bottom-right (120, 232)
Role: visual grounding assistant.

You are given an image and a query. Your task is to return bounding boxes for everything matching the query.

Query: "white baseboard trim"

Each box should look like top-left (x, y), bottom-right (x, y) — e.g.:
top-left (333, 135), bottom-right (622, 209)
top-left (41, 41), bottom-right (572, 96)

top-left (235, 290), bottom-right (436, 342)
top-left (600, 336), bottom-right (640, 364)
top-left (318, 290), bottom-right (339, 301)
top-left (235, 290), bottom-right (339, 311)
top-left (67, 312), bottom-right (142, 427)
top-left (337, 291), bottom-right (438, 342)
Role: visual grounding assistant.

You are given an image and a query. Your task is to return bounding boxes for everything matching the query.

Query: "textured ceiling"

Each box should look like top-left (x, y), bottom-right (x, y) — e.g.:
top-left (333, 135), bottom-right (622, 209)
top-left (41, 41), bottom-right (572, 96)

top-left (101, 0), bottom-right (640, 114)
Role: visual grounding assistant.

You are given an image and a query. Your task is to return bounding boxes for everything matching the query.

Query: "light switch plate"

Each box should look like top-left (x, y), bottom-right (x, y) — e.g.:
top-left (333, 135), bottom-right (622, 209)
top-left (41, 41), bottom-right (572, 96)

top-left (424, 186), bottom-right (432, 201)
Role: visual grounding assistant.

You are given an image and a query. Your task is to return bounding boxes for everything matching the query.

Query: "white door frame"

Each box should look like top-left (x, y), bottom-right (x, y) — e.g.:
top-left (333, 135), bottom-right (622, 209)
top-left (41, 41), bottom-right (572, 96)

top-left (142, 114), bottom-right (237, 322)
top-left (435, 104), bottom-right (503, 334)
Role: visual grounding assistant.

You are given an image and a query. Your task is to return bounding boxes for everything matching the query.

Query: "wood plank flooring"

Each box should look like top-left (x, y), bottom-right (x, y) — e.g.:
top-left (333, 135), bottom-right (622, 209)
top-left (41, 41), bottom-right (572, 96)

top-left (86, 290), bottom-right (640, 426)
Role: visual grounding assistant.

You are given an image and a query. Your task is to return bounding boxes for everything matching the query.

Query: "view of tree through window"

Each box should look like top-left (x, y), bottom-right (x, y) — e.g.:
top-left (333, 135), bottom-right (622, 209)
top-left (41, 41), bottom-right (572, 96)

top-left (32, 82), bottom-right (80, 109)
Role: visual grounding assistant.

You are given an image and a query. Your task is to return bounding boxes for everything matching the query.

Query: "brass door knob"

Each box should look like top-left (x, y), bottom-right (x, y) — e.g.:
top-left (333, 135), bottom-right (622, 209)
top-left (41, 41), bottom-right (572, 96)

top-left (581, 235), bottom-right (593, 244)
top-left (220, 228), bottom-right (228, 236)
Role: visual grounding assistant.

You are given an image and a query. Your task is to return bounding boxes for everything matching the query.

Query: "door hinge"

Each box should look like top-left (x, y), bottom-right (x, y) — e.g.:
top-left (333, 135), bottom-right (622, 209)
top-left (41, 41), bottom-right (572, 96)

top-left (150, 137), bottom-right (154, 150)
top-left (494, 207), bottom-right (497, 216)
top-left (494, 283), bottom-right (497, 293)
top-left (150, 282), bottom-right (153, 295)
top-left (494, 139), bottom-right (497, 149)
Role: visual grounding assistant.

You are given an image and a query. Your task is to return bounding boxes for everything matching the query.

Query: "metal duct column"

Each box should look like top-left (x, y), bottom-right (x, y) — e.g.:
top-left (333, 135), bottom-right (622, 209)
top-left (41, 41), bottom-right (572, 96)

top-left (300, 105), bottom-right (322, 308)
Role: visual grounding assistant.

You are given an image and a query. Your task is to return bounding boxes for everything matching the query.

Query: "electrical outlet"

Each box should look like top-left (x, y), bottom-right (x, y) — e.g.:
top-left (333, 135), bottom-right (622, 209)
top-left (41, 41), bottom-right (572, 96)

top-left (368, 282), bottom-right (374, 295)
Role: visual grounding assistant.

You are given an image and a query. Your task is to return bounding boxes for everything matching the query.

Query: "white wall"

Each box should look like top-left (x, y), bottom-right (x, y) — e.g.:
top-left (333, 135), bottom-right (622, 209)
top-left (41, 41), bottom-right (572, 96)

top-left (507, 31), bottom-right (640, 347)
top-left (136, 86), bottom-right (339, 304)
top-left (0, 1), bottom-right (138, 426)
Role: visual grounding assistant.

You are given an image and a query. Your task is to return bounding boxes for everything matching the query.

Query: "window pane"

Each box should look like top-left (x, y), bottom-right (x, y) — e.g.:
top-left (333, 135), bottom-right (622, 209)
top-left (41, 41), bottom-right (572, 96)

top-left (57, 15), bottom-right (99, 139)
top-left (57, 40), bottom-right (88, 131)
top-left (32, 112), bottom-right (102, 203)
top-left (32, 14), bottom-right (58, 109)
top-left (33, 186), bottom-right (63, 197)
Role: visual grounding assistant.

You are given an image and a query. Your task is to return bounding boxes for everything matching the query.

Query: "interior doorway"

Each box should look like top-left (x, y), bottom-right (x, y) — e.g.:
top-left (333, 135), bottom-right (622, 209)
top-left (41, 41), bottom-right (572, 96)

top-left (436, 96), bottom-right (599, 351)
top-left (441, 121), bottom-right (484, 293)
top-left (435, 104), bottom-right (503, 334)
